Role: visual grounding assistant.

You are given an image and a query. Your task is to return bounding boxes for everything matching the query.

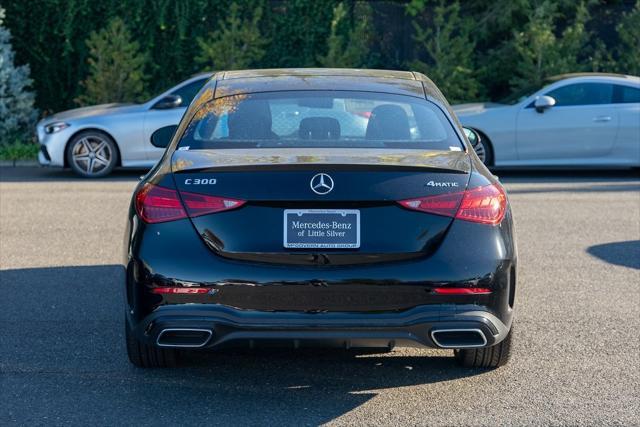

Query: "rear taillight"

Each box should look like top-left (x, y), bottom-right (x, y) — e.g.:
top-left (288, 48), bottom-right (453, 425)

top-left (456, 184), bottom-right (506, 225)
top-left (135, 184), bottom-right (245, 224)
top-left (181, 192), bottom-right (245, 217)
top-left (398, 192), bottom-right (463, 217)
top-left (398, 183), bottom-right (507, 225)
top-left (135, 185), bottom-right (186, 223)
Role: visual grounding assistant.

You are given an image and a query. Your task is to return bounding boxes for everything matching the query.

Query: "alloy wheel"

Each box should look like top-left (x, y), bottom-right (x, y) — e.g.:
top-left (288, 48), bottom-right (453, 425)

top-left (472, 138), bottom-right (487, 163)
top-left (71, 136), bottom-right (113, 175)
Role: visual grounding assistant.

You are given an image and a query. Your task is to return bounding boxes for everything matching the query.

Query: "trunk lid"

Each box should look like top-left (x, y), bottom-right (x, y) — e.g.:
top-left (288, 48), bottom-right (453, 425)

top-left (171, 148), bottom-right (471, 265)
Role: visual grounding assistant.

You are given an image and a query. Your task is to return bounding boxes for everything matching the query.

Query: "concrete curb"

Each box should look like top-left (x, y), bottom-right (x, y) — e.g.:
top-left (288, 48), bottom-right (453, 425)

top-left (0, 160), bottom-right (40, 167)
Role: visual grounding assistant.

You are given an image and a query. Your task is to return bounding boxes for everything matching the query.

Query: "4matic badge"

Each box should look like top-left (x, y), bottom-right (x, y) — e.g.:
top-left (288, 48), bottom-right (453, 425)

top-left (425, 180), bottom-right (459, 187)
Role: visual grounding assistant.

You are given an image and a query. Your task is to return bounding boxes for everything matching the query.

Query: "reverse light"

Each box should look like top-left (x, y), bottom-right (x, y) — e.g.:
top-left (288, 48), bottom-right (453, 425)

top-left (433, 287), bottom-right (492, 295)
top-left (135, 184), bottom-right (245, 224)
top-left (398, 183), bottom-right (507, 225)
top-left (151, 287), bottom-right (210, 294)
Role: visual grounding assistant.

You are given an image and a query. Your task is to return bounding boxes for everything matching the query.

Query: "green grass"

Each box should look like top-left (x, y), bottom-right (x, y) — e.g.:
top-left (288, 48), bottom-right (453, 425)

top-left (0, 142), bottom-right (39, 162)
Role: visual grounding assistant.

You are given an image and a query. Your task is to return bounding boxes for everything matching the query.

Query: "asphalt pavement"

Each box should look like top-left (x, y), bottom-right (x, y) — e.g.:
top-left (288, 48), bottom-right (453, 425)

top-left (1, 167), bottom-right (639, 426)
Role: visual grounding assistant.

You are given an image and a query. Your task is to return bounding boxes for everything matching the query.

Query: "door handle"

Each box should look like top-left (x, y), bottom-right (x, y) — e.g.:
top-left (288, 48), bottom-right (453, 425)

top-left (593, 116), bottom-right (612, 122)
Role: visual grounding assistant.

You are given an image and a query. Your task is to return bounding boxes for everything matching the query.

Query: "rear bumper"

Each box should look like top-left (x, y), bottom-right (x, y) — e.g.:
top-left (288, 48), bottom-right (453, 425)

top-left (124, 205), bottom-right (517, 351)
top-left (129, 304), bottom-right (510, 350)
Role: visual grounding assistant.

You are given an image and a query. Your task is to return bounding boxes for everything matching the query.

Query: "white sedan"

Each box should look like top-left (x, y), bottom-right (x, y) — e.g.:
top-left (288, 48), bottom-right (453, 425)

top-left (37, 73), bottom-right (212, 177)
top-left (453, 73), bottom-right (640, 168)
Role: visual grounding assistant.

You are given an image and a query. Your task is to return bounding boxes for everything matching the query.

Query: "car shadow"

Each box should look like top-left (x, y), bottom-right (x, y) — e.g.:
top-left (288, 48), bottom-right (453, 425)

top-left (494, 168), bottom-right (639, 182)
top-left (493, 169), bottom-right (640, 194)
top-left (1, 265), bottom-right (487, 425)
top-left (0, 166), bottom-right (145, 182)
top-left (587, 240), bottom-right (640, 270)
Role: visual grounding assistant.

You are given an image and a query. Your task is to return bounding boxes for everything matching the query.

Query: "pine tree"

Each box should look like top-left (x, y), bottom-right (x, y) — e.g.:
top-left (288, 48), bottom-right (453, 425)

top-left (409, 0), bottom-right (480, 103)
top-left (510, 1), bottom-right (592, 91)
top-left (318, 2), bottom-right (373, 68)
top-left (0, 6), bottom-right (36, 144)
top-left (76, 18), bottom-right (146, 106)
top-left (615, 1), bottom-right (640, 75)
top-left (196, 3), bottom-right (267, 71)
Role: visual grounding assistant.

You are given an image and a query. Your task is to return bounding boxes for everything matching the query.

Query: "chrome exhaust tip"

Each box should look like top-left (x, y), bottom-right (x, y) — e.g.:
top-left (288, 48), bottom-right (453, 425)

top-left (430, 328), bottom-right (487, 349)
top-left (156, 328), bottom-right (212, 348)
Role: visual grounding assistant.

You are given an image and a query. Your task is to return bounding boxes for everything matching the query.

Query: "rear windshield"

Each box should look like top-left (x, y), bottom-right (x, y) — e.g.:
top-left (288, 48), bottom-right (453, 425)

top-left (178, 91), bottom-right (463, 151)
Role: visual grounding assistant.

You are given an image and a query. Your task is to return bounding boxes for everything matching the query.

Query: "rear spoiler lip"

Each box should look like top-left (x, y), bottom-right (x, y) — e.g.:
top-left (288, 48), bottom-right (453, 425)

top-left (171, 148), bottom-right (471, 174)
top-left (172, 163), bottom-right (469, 174)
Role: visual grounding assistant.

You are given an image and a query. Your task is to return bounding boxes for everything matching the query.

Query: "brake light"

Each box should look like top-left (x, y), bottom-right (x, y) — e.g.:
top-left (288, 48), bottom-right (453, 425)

top-left (397, 184), bottom-right (507, 225)
top-left (433, 287), bottom-right (492, 295)
top-left (135, 184), bottom-right (245, 224)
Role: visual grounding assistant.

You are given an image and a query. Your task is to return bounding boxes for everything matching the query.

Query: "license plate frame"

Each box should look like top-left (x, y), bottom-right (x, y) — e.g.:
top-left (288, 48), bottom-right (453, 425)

top-left (283, 209), bottom-right (360, 249)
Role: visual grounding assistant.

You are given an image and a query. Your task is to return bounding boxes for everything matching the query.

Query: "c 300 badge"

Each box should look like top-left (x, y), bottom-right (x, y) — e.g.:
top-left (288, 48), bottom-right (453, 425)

top-left (184, 178), bottom-right (217, 185)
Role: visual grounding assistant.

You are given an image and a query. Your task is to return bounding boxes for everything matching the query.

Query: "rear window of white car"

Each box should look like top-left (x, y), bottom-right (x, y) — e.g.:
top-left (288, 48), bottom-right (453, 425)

top-left (178, 91), bottom-right (463, 151)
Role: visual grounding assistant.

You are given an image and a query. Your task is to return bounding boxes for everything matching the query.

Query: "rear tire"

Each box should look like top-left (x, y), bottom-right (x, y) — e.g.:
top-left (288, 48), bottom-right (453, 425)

top-left (454, 326), bottom-right (513, 369)
top-left (125, 319), bottom-right (178, 368)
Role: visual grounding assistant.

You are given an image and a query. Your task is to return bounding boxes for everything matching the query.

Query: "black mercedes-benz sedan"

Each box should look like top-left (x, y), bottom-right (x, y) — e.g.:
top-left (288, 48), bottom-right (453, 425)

top-left (123, 68), bottom-right (516, 369)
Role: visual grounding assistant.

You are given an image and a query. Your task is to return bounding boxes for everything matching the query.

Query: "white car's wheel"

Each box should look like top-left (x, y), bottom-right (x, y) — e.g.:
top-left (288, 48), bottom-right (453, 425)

top-left (66, 131), bottom-right (118, 178)
top-left (471, 131), bottom-right (493, 166)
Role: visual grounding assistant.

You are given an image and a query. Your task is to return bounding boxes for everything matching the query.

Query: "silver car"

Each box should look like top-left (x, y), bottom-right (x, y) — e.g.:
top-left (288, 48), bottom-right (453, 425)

top-left (453, 73), bottom-right (640, 168)
top-left (37, 73), bottom-right (212, 177)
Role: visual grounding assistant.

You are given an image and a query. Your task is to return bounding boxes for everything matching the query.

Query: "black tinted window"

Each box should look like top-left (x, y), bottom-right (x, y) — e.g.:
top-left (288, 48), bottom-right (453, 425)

top-left (613, 85), bottom-right (640, 103)
top-left (178, 91), bottom-right (463, 151)
top-left (546, 83), bottom-right (613, 106)
top-left (171, 78), bottom-right (207, 106)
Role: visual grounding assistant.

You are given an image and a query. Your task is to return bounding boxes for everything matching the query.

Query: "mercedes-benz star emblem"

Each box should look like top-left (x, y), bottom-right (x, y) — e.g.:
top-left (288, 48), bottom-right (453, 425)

top-left (310, 173), bottom-right (334, 195)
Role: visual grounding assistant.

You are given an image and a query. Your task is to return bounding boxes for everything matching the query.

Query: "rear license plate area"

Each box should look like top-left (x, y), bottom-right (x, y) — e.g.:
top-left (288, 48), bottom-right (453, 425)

top-left (283, 209), bottom-right (360, 249)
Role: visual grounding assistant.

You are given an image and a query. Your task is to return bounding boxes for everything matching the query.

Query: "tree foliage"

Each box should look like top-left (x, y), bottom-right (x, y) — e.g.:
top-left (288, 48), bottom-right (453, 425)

top-left (615, 1), bottom-right (640, 75)
top-left (409, 0), bottom-right (480, 103)
top-left (76, 18), bottom-right (146, 106)
top-left (0, 6), bottom-right (36, 144)
top-left (196, 2), bottom-right (268, 71)
top-left (318, 2), bottom-right (373, 68)
top-left (1, 0), bottom-right (639, 115)
top-left (509, 1), bottom-right (593, 90)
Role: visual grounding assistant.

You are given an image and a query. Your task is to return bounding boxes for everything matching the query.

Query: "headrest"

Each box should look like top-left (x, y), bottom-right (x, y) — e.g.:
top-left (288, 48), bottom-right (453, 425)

top-left (228, 100), bottom-right (273, 139)
top-left (365, 104), bottom-right (410, 140)
top-left (299, 117), bottom-right (341, 140)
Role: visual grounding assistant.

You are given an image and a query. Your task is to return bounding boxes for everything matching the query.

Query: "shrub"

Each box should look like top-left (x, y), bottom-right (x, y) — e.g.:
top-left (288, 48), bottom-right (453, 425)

top-left (0, 140), bottom-right (39, 161)
top-left (0, 6), bottom-right (37, 144)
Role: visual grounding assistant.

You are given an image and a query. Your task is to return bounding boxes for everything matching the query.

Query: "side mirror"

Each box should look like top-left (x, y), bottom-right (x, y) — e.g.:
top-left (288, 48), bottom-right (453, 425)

top-left (153, 94), bottom-right (183, 110)
top-left (150, 125), bottom-right (178, 148)
top-left (463, 127), bottom-right (481, 146)
top-left (534, 95), bottom-right (556, 113)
